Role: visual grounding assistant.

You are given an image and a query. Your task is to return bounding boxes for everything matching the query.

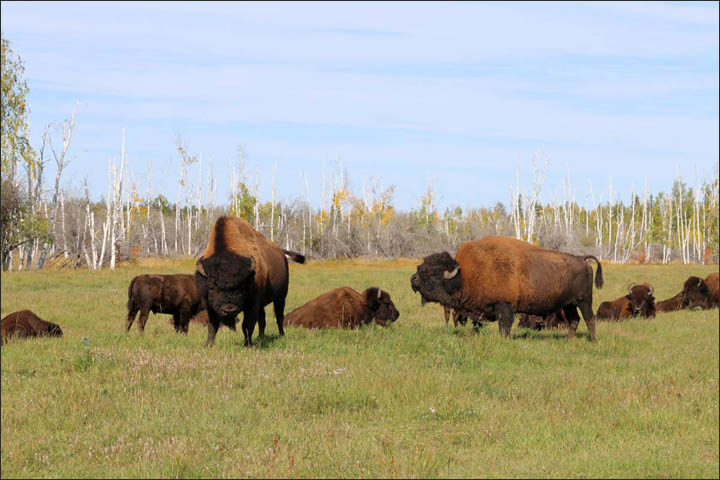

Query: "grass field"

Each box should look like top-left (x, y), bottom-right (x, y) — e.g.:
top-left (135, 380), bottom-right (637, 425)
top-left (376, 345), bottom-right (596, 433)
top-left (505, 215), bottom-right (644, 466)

top-left (1, 258), bottom-right (718, 478)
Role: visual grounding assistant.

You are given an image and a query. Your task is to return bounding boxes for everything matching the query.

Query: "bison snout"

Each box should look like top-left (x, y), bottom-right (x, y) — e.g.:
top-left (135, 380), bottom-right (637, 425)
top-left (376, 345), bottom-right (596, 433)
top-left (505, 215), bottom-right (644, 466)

top-left (410, 274), bottom-right (419, 292)
top-left (219, 304), bottom-right (241, 317)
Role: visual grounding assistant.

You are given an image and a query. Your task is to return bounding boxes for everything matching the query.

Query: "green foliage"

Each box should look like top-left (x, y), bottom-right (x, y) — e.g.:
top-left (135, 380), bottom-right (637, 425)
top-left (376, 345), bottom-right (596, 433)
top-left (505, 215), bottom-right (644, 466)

top-left (228, 183), bottom-right (257, 223)
top-left (1, 35), bottom-right (35, 180)
top-left (1, 260), bottom-right (718, 478)
top-left (0, 180), bottom-right (49, 266)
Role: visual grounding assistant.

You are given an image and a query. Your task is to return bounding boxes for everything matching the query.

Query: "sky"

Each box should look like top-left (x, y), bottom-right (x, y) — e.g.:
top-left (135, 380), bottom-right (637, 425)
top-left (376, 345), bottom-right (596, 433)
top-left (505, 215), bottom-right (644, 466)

top-left (1, 1), bottom-right (718, 212)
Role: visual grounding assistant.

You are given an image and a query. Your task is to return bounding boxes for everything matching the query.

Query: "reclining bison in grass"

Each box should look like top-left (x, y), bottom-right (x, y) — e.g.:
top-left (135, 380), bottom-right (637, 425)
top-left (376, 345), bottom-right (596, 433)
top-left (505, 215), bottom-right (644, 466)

top-left (1, 310), bottom-right (63, 345)
top-left (284, 286), bottom-right (399, 329)
top-left (682, 273), bottom-right (719, 310)
top-left (596, 282), bottom-right (656, 321)
top-left (410, 236), bottom-right (603, 341)
top-left (126, 274), bottom-right (203, 334)
top-left (195, 216), bottom-right (306, 347)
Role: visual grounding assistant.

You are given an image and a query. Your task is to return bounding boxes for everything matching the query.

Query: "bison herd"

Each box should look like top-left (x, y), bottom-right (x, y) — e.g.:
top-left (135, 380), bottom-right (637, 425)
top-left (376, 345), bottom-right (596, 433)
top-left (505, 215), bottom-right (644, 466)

top-left (2, 215), bottom-right (718, 346)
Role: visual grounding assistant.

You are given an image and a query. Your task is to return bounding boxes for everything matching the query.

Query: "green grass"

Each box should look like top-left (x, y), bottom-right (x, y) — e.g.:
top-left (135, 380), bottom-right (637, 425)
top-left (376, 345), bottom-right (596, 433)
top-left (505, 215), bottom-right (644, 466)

top-left (1, 258), bottom-right (718, 478)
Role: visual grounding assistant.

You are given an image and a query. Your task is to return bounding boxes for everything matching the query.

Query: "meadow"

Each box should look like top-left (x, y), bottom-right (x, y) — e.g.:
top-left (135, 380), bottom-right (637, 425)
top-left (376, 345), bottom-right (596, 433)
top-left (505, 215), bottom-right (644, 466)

top-left (1, 258), bottom-right (718, 478)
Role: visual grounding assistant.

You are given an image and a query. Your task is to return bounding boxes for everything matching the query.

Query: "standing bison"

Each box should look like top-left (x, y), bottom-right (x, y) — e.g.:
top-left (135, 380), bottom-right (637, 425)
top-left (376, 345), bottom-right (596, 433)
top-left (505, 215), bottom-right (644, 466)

top-left (284, 287), bottom-right (399, 329)
top-left (596, 282), bottom-right (656, 321)
top-left (682, 273), bottom-right (720, 310)
top-left (1, 310), bottom-right (63, 345)
top-left (126, 274), bottom-right (203, 334)
top-left (195, 216), bottom-right (306, 347)
top-left (410, 236), bottom-right (603, 341)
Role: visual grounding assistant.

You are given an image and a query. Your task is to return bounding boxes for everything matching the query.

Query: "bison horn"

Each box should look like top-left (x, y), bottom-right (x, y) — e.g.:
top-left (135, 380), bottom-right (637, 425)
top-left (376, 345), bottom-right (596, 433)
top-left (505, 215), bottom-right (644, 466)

top-left (196, 259), bottom-right (207, 277)
top-left (627, 282), bottom-right (636, 294)
top-left (377, 288), bottom-right (382, 299)
top-left (646, 283), bottom-right (654, 295)
top-left (444, 267), bottom-right (459, 280)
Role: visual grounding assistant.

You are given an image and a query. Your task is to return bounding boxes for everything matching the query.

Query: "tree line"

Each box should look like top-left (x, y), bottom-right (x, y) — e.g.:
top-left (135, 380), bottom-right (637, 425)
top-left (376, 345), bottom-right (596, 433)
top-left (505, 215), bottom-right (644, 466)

top-left (2, 36), bottom-right (718, 271)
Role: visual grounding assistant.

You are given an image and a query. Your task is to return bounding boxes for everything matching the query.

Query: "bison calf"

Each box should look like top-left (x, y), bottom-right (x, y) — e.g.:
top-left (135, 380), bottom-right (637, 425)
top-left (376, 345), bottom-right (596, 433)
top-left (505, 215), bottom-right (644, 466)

top-left (126, 274), bottom-right (203, 334)
top-left (284, 287), bottom-right (399, 329)
top-left (597, 282), bottom-right (655, 321)
top-left (517, 310), bottom-right (569, 330)
top-left (1, 310), bottom-right (63, 345)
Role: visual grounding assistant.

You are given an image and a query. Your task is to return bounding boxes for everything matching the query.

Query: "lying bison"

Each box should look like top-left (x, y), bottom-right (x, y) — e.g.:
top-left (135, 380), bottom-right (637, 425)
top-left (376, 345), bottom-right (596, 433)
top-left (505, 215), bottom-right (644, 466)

top-left (126, 274), bottom-right (203, 334)
top-left (682, 273), bottom-right (720, 310)
top-left (655, 292), bottom-right (684, 313)
top-left (410, 236), bottom-right (603, 341)
top-left (195, 216), bottom-right (306, 347)
top-left (596, 282), bottom-right (656, 321)
top-left (517, 309), bottom-right (569, 330)
top-left (284, 287), bottom-right (399, 329)
top-left (1, 310), bottom-right (63, 345)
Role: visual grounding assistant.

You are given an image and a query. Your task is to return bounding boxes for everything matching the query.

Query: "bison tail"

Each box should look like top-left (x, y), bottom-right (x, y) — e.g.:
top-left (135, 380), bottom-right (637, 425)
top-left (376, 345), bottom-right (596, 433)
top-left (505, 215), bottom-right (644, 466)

top-left (584, 255), bottom-right (604, 289)
top-left (283, 249), bottom-right (306, 264)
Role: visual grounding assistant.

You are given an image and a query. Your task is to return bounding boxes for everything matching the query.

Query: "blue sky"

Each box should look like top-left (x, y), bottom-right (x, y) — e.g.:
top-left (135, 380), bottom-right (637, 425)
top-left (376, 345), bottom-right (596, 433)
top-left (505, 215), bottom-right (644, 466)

top-left (1, 1), bottom-right (718, 211)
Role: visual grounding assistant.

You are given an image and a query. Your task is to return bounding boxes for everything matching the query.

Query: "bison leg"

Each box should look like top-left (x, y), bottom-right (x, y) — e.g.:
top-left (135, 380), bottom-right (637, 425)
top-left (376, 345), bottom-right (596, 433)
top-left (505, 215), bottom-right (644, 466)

top-left (564, 306), bottom-right (582, 340)
top-left (242, 305), bottom-right (259, 347)
top-left (205, 310), bottom-right (222, 347)
top-left (273, 298), bottom-right (286, 336)
top-left (497, 303), bottom-right (514, 337)
top-left (443, 306), bottom-right (451, 326)
top-left (257, 308), bottom-right (266, 339)
top-left (577, 302), bottom-right (597, 342)
top-left (126, 303), bottom-right (139, 332)
top-left (137, 308), bottom-right (151, 334)
top-left (177, 308), bottom-right (191, 335)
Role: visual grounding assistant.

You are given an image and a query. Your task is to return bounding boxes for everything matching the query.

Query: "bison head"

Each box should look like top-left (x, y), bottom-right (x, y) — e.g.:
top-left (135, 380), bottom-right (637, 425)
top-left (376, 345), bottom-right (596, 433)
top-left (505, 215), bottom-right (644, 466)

top-left (195, 251), bottom-right (255, 320)
top-left (43, 322), bottom-right (63, 337)
top-left (410, 252), bottom-right (462, 308)
top-left (364, 287), bottom-right (400, 327)
top-left (682, 276), bottom-right (709, 310)
top-left (627, 282), bottom-right (655, 317)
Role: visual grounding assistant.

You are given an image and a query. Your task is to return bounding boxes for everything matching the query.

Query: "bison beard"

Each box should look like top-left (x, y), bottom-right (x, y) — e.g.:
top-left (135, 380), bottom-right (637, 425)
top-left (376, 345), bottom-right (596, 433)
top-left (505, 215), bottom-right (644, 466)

top-left (410, 236), bottom-right (603, 341)
top-left (1, 310), bottom-right (63, 345)
top-left (196, 216), bottom-right (306, 347)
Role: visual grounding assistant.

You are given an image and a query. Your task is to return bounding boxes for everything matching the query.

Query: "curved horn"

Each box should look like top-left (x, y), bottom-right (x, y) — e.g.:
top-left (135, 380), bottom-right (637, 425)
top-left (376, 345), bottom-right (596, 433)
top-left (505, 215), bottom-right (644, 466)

top-left (627, 282), bottom-right (636, 294)
top-left (444, 267), bottom-right (459, 280)
top-left (196, 259), bottom-right (207, 277)
top-left (377, 288), bottom-right (382, 299)
top-left (646, 283), bottom-right (654, 295)
top-left (697, 278), bottom-right (703, 287)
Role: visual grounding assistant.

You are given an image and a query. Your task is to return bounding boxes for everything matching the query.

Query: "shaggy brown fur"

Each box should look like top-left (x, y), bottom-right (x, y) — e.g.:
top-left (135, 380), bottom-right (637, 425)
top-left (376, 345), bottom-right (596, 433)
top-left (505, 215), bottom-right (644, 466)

top-left (597, 283), bottom-right (655, 321)
top-left (410, 236), bottom-right (603, 341)
top-left (1, 310), bottom-right (63, 345)
top-left (655, 292), bottom-right (684, 313)
top-left (682, 274), bottom-right (719, 310)
top-left (195, 216), bottom-right (305, 347)
top-left (126, 274), bottom-right (203, 334)
top-left (284, 287), bottom-right (399, 329)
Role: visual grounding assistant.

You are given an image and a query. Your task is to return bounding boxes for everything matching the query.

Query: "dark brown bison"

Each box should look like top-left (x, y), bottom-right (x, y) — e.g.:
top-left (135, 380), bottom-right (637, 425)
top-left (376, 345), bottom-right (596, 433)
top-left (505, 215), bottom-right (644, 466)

top-left (655, 292), bottom-right (684, 313)
top-left (596, 282), bottom-right (655, 321)
top-left (195, 216), bottom-right (306, 347)
top-left (596, 282), bottom-right (656, 320)
top-left (126, 274), bottom-right (203, 334)
top-left (682, 273), bottom-right (720, 310)
top-left (410, 236), bottom-right (603, 341)
top-left (284, 287), bottom-right (399, 329)
top-left (1, 310), bottom-right (63, 344)
top-left (517, 309), bottom-right (569, 330)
